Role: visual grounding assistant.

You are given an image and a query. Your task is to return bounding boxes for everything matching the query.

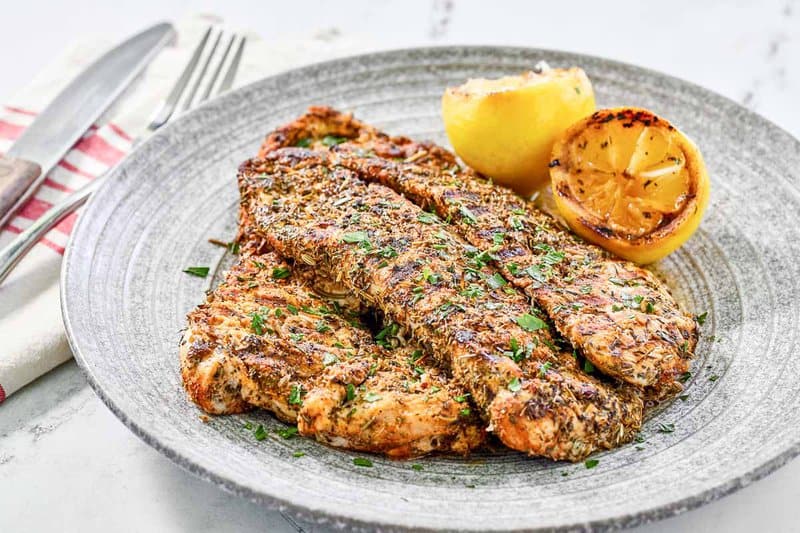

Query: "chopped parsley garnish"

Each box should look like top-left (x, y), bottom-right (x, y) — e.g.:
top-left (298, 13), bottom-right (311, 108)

top-left (315, 321), bottom-right (331, 333)
top-left (508, 377), bottom-right (522, 392)
top-left (277, 426), bottom-right (298, 439)
top-left (250, 311), bottom-right (266, 335)
top-left (581, 285), bottom-right (592, 294)
top-left (507, 263), bottom-right (520, 276)
top-left (517, 313), bottom-right (546, 332)
top-left (678, 371), bottom-right (692, 383)
top-left (504, 338), bottom-right (532, 363)
top-left (645, 301), bottom-right (655, 313)
top-left (346, 383), bottom-right (356, 402)
top-left (286, 304), bottom-right (299, 315)
top-left (492, 232), bottom-right (506, 245)
top-left (459, 205), bottom-right (478, 224)
top-left (183, 266), bottom-right (210, 278)
top-left (459, 408), bottom-right (471, 417)
top-left (421, 267), bottom-right (441, 285)
top-left (460, 284), bottom-right (485, 299)
top-left (342, 231), bottom-right (372, 249)
top-left (289, 333), bottom-right (305, 342)
top-left (288, 385), bottom-right (303, 405)
top-left (538, 361), bottom-right (552, 377)
top-left (697, 311), bottom-right (708, 325)
top-left (611, 304), bottom-right (623, 312)
top-left (708, 374), bottom-right (719, 382)
top-left (486, 273), bottom-right (507, 289)
top-left (376, 245), bottom-right (398, 259)
top-left (353, 457), bottom-right (373, 467)
top-left (322, 353), bottom-right (338, 366)
top-left (271, 266), bottom-right (291, 279)
top-left (364, 392), bottom-right (382, 403)
top-left (253, 424), bottom-right (267, 441)
top-left (295, 137), bottom-right (312, 147)
top-left (583, 360), bottom-right (595, 373)
top-left (533, 244), bottom-right (565, 265)
top-left (375, 322), bottom-right (400, 348)
top-left (293, 451), bottom-right (306, 458)
top-left (508, 215), bottom-right (524, 231)
top-left (321, 135), bottom-right (347, 147)
top-left (417, 212), bottom-right (440, 224)
top-left (584, 459), bottom-right (599, 469)
top-left (657, 422), bottom-right (675, 433)
top-left (411, 464), bottom-right (423, 471)
top-left (454, 393), bottom-right (470, 403)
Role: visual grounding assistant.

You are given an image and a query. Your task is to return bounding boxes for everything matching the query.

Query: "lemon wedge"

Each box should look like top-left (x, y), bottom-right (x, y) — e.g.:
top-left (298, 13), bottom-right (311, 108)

top-left (550, 107), bottom-right (710, 264)
top-left (442, 66), bottom-right (595, 196)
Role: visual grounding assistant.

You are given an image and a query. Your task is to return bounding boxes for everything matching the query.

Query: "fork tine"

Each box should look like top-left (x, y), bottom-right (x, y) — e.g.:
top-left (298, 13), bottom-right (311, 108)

top-left (147, 26), bottom-right (212, 131)
top-left (179, 28), bottom-right (222, 112)
top-left (217, 35), bottom-right (245, 94)
top-left (200, 33), bottom-right (236, 102)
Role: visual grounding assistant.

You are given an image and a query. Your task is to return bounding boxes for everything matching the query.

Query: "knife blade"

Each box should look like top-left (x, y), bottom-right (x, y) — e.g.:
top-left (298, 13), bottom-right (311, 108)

top-left (0, 22), bottom-right (175, 228)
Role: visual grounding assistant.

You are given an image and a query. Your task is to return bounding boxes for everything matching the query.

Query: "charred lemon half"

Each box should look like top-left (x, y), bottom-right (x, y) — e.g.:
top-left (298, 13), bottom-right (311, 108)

top-left (442, 67), bottom-right (595, 197)
top-left (550, 108), bottom-right (710, 264)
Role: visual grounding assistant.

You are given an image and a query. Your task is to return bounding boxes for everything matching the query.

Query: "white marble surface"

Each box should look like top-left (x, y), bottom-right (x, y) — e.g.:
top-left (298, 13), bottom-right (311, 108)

top-left (2, 1), bottom-right (799, 531)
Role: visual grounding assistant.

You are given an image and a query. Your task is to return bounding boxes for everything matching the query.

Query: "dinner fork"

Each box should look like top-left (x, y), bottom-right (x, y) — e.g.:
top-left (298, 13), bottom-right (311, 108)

top-left (0, 26), bottom-right (246, 285)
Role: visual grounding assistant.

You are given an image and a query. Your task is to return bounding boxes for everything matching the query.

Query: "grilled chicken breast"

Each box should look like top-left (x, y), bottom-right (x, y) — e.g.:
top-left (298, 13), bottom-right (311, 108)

top-left (181, 253), bottom-right (485, 457)
top-left (240, 150), bottom-right (643, 461)
top-left (257, 107), bottom-right (697, 393)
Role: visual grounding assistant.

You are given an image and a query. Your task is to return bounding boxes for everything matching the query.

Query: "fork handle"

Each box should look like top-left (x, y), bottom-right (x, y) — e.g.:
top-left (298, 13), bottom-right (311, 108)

top-left (0, 175), bottom-right (104, 285)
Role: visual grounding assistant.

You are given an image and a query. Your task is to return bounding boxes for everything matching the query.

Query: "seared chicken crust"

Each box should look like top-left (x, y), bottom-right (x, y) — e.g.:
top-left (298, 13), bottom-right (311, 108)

top-left (181, 253), bottom-right (485, 458)
top-left (240, 150), bottom-right (643, 461)
top-left (257, 107), bottom-right (697, 392)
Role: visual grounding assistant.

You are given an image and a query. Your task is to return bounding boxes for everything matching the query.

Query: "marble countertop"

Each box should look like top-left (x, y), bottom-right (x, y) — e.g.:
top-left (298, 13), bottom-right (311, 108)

top-left (2, 1), bottom-right (799, 531)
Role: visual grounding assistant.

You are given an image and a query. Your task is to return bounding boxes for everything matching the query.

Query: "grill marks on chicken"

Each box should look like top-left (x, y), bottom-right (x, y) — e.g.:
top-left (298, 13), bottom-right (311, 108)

top-left (241, 151), bottom-right (642, 461)
top-left (258, 107), bottom-right (697, 391)
top-left (181, 253), bottom-right (484, 458)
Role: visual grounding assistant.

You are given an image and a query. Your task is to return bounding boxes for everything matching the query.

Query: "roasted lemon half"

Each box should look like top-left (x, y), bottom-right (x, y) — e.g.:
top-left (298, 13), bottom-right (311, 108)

top-left (442, 67), bottom-right (595, 197)
top-left (550, 108), bottom-right (710, 264)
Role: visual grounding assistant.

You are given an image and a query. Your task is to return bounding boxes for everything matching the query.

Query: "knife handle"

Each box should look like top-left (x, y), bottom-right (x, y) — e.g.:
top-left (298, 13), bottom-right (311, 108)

top-left (0, 155), bottom-right (41, 222)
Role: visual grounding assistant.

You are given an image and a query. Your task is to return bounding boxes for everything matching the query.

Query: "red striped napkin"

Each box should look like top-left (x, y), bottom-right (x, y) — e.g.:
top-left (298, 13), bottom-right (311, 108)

top-left (0, 17), bottom-right (370, 403)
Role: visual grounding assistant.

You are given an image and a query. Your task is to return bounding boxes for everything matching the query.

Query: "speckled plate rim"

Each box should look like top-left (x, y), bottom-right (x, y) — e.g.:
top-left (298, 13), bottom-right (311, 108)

top-left (61, 45), bottom-right (800, 532)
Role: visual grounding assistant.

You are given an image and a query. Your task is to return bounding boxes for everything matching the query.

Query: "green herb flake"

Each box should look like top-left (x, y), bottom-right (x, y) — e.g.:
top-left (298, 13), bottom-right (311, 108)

top-left (288, 385), bottom-right (303, 405)
top-left (364, 392), bottom-right (382, 403)
top-left (584, 459), bottom-right (599, 469)
top-left (583, 360), bottom-right (595, 373)
top-left (277, 426), bottom-right (299, 439)
top-left (459, 408), bottom-right (471, 417)
top-left (321, 135), bottom-right (347, 147)
top-left (417, 212), bottom-right (440, 224)
top-left (322, 353), bottom-right (338, 366)
top-left (508, 376), bottom-right (522, 392)
top-left (295, 137), bottom-right (312, 147)
top-left (516, 313), bottom-right (546, 332)
top-left (486, 273), bottom-right (507, 289)
top-left (678, 371), bottom-right (692, 383)
top-left (183, 266), bottom-right (210, 278)
top-left (253, 424), bottom-right (267, 441)
top-left (346, 383), bottom-right (356, 402)
top-left (459, 205), bottom-right (478, 225)
top-left (353, 457), bottom-right (373, 467)
top-left (708, 374), bottom-right (719, 382)
top-left (249, 311), bottom-right (265, 335)
top-left (697, 311), bottom-right (708, 325)
top-left (271, 266), bottom-right (291, 279)
top-left (454, 394), bottom-right (469, 403)
top-left (492, 232), bottom-right (506, 245)
top-left (538, 361), bottom-right (552, 378)
top-left (658, 422), bottom-right (675, 433)
top-left (293, 451), bottom-right (306, 458)
top-left (315, 321), bottom-right (331, 333)
top-left (411, 464), bottom-right (423, 471)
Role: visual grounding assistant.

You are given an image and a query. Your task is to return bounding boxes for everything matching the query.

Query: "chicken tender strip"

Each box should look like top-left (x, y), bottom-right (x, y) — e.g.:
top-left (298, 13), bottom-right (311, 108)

top-left (257, 107), bottom-right (697, 391)
top-left (241, 150), bottom-right (643, 461)
top-left (181, 253), bottom-right (484, 458)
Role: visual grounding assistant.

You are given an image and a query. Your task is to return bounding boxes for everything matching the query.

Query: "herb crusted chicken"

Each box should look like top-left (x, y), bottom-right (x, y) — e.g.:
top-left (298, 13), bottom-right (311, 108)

top-left (240, 150), bottom-right (643, 461)
top-left (181, 253), bottom-right (485, 458)
top-left (258, 107), bottom-right (698, 393)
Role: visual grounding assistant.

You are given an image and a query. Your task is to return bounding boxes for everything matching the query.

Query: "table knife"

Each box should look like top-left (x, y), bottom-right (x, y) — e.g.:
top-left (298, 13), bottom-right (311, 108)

top-left (0, 22), bottom-right (175, 228)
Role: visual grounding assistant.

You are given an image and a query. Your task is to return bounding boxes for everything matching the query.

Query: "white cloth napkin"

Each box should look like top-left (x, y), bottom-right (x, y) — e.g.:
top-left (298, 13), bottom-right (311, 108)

top-left (0, 15), bottom-right (370, 403)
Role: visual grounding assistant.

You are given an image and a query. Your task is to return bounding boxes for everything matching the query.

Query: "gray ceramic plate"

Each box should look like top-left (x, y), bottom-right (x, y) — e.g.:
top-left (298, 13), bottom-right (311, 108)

top-left (61, 47), bottom-right (800, 531)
